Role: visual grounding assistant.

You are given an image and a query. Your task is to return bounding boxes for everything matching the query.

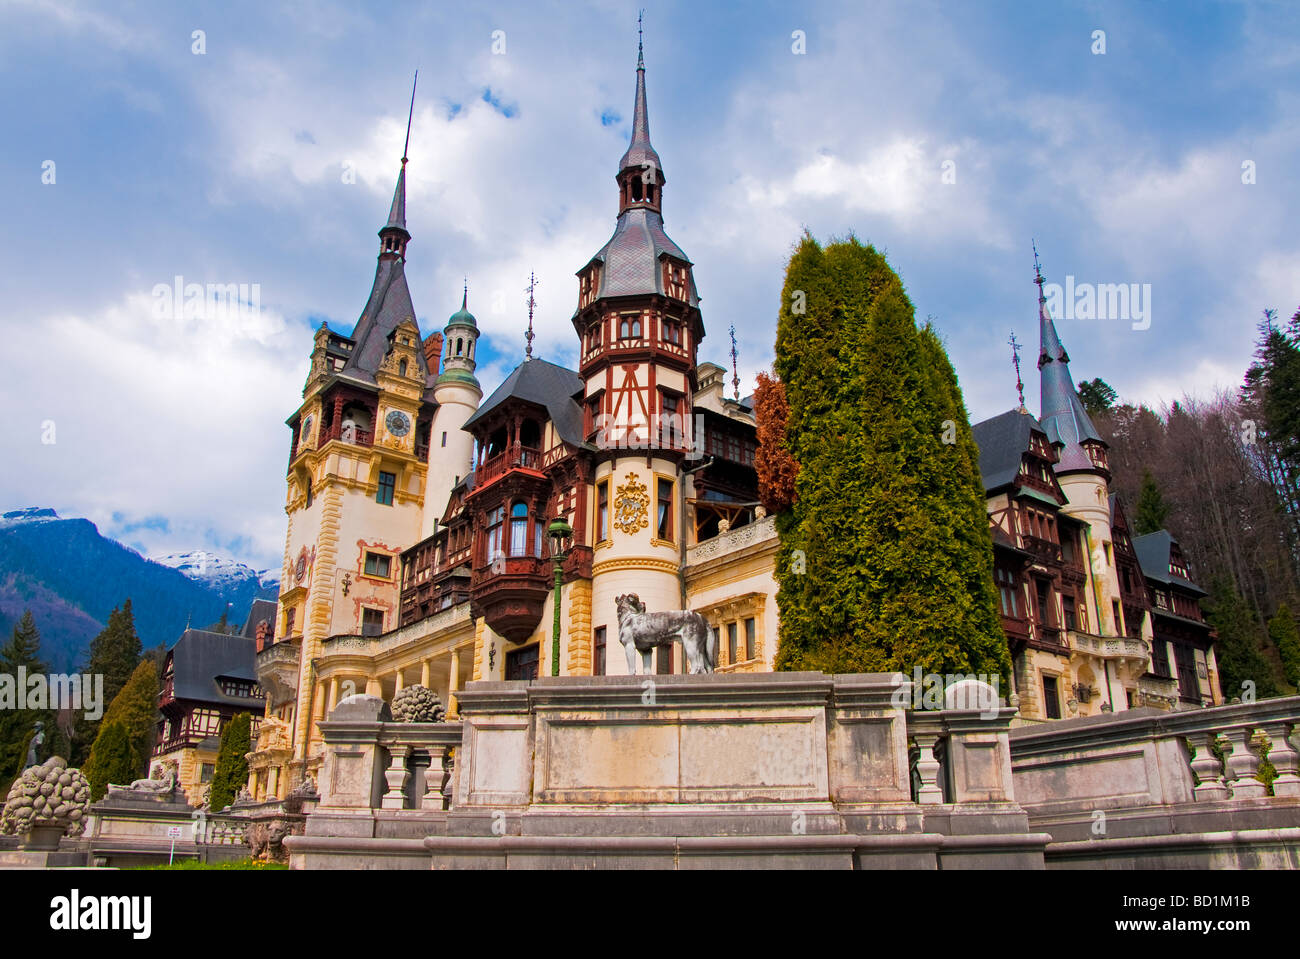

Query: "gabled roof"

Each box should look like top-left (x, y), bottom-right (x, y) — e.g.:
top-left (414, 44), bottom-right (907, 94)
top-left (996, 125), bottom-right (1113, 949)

top-left (1133, 530), bottom-right (1206, 595)
top-left (972, 408), bottom-right (1043, 492)
top-left (581, 208), bottom-right (699, 307)
top-left (463, 357), bottom-right (586, 447)
top-left (167, 630), bottom-right (263, 708)
top-left (240, 599), bottom-right (277, 638)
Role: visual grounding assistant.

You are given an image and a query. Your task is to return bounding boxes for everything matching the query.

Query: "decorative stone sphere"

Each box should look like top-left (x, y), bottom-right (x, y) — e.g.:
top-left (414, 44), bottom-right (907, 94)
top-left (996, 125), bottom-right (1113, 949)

top-left (390, 684), bottom-right (447, 723)
top-left (1, 757), bottom-right (91, 838)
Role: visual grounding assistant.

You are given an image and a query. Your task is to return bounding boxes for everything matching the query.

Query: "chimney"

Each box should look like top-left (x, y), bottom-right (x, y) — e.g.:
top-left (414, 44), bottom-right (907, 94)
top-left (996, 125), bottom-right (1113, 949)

top-left (423, 331), bottom-right (444, 374)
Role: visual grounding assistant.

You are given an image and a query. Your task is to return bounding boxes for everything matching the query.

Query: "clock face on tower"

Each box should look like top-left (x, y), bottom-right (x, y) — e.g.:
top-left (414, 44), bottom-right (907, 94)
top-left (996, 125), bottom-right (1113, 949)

top-left (385, 411), bottom-right (410, 437)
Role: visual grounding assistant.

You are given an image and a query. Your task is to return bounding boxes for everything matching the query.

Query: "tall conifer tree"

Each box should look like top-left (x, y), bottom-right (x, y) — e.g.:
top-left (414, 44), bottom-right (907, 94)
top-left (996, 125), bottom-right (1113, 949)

top-left (0, 611), bottom-right (52, 782)
top-left (75, 599), bottom-right (144, 764)
top-left (1134, 469), bottom-right (1170, 535)
top-left (1269, 603), bottom-right (1300, 691)
top-left (1206, 578), bottom-right (1281, 700)
top-left (82, 659), bottom-right (159, 798)
top-left (209, 712), bottom-right (252, 811)
top-left (773, 235), bottom-right (1010, 683)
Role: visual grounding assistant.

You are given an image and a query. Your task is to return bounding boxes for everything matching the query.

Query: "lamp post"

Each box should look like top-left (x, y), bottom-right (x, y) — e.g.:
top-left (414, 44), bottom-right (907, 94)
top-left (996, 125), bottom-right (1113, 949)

top-left (547, 517), bottom-right (573, 676)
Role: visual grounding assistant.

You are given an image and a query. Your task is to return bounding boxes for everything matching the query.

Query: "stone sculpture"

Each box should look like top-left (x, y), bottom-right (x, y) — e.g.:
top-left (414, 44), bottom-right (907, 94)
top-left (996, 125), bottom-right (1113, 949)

top-left (0, 757), bottom-right (91, 839)
top-left (244, 819), bottom-right (293, 863)
top-left (107, 760), bottom-right (177, 797)
top-left (25, 721), bottom-right (44, 768)
top-left (615, 593), bottom-right (715, 675)
top-left (391, 684), bottom-right (447, 723)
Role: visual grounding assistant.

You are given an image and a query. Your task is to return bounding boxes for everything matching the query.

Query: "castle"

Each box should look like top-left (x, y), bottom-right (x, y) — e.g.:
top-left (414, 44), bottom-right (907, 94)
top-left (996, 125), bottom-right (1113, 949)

top-left (247, 44), bottom-right (1221, 802)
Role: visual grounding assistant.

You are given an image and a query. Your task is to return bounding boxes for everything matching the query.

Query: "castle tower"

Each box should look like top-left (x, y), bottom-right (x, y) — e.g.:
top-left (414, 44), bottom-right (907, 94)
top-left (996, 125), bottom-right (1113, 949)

top-left (1034, 249), bottom-right (1140, 709)
top-left (422, 285), bottom-right (482, 536)
top-left (260, 130), bottom-right (437, 796)
top-left (573, 36), bottom-right (704, 674)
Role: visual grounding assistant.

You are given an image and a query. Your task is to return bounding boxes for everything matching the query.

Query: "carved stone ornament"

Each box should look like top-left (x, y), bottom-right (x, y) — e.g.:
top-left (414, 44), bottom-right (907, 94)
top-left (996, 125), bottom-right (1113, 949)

top-left (613, 473), bottom-right (650, 535)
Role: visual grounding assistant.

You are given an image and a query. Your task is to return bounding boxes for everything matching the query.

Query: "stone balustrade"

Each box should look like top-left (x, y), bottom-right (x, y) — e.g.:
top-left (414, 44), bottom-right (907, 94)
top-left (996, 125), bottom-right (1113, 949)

top-left (685, 514), bottom-right (777, 567)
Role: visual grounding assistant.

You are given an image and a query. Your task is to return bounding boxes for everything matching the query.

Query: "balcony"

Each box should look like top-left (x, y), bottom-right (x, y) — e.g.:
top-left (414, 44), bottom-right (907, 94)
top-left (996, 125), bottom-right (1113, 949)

top-left (470, 555), bottom-right (551, 643)
top-left (1068, 630), bottom-right (1148, 665)
top-left (256, 635), bottom-right (301, 709)
top-left (477, 443), bottom-right (542, 487)
top-left (1020, 534), bottom-right (1062, 565)
top-left (321, 423), bottom-right (374, 448)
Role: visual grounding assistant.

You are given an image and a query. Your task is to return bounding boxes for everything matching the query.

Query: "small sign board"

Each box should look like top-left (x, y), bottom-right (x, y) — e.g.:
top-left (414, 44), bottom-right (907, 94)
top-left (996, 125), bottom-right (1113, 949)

top-left (166, 826), bottom-right (184, 839)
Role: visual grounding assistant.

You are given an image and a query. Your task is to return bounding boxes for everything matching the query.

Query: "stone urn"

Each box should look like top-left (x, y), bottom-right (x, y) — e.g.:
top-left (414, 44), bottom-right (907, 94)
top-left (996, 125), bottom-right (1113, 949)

top-left (21, 822), bottom-right (65, 851)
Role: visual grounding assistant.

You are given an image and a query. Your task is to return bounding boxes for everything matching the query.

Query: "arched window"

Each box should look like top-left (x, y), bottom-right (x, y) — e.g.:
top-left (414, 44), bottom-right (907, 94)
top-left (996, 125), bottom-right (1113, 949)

top-left (456, 338), bottom-right (464, 356)
top-left (399, 358), bottom-right (408, 377)
top-left (631, 318), bottom-right (642, 337)
top-left (510, 502), bottom-right (529, 556)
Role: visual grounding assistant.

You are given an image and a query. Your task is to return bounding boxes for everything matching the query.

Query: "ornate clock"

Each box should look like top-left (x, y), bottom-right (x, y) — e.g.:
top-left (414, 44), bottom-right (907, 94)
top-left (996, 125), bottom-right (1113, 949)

top-left (294, 547), bottom-right (309, 584)
top-left (613, 473), bottom-right (650, 535)
top-left (385, 410), bottom-right (411, 437)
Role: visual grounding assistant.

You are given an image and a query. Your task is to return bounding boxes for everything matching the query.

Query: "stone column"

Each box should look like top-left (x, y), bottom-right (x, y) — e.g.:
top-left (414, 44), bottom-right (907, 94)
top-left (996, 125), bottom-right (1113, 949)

top-left (366, 677), bottom-right (382, 697)
top-left (394, 669), bottom-right (405, 693)
top-left (382, 746), bottom-right (411, 810)
top-left (1186, 732), bottom-right (1230, 801)
top-left (327, 677), bottom-right (339, 714)
top-left (420, 659), bottom-right (431, 687)
top-left (1221, 727), bottom-right (1267, 799)
top-left (1259, 722), bottom-right (1300, 798)
top-left (267, 765), bottom-right (280, 800)
top-left (448, 648), bottom-right (462, 718)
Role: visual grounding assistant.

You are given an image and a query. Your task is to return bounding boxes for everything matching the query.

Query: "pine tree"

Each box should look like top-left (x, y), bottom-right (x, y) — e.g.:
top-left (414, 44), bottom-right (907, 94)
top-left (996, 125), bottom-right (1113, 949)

top-left (1134, 469), bottom-right (1170, 535)
top-left (1077, 378), bottom-right (1118, 417)
top-left (0, 611), bottom-right (52, 782)
top-left (82, 721), bottom-right (136, 802)
top-left (74, 599), bottom-right (144, 764)
top-left (82, 659), bottom-right (159, 798)
top-left (773, 235), bottom-right (1010, 684)
top-left (1268, 603), bottom-right (1300, 691)
top-left (1206, 578), bottom-right (1281, 701)
top-left (208, 712), bottom-right (252, 811)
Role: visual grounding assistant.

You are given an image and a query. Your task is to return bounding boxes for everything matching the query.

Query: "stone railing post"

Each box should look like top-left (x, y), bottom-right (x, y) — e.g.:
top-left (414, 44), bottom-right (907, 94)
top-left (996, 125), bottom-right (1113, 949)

top-left (1220, 726), bottom-right (1267, 799)
top-left (1186, 731), bottom-right (1230, 801)
top-left (422, 746), bottom-right (446, 810)
top-left (316, 694), bottom-right (392, 809)
top-left (1259, 722), bottom-right (1300, 798)
top-left (911, 734), bottom-right (944, 805)
top-left (382, 745), bottom-right (412, 810)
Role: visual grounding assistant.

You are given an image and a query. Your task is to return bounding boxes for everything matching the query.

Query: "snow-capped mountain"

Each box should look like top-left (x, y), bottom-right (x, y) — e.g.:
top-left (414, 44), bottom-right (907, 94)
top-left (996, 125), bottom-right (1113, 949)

top-left (151, 549), bottom-right (280, 592)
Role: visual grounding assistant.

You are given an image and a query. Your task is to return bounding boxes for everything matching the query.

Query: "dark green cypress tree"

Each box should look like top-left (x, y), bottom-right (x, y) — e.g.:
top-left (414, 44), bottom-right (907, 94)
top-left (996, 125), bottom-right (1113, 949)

top-left (773, 235), bottom-right (1009, 683)
top-left (208, 712), bottom-right (252, 811)
top-left (1268, 603), bottom-right (1300, 691)
top-left (1134, 469), bottom-right (1170, 535)
top-left (0, 611), bottom-right (52, 782)
top-left (75, 599), bottom-right (144, 764)
top-left (83, 721), bottom-right (136, 802)
top-left (1206, 578), bottom-right (1281, 700)
top-left (82, 659), bottom-right (159, 797)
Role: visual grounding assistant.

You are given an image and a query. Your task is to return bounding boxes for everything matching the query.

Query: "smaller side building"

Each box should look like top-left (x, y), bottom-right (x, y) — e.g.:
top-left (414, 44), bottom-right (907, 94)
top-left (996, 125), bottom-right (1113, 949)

top-left (1133, 531), bottom-right (1221, 706)
top-left (154, 603), bottom-right (269, 805)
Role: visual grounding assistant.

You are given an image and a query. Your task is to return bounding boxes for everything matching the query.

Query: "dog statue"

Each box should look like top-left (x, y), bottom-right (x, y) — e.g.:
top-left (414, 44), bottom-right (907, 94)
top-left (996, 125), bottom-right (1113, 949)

top-left (614, 593), bottom-right (715, 675)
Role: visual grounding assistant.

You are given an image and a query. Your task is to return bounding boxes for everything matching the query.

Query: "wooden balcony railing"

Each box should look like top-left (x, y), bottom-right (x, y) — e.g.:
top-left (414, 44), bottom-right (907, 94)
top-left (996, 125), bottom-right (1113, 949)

top-left (477, 444), bottom-right (542, 485)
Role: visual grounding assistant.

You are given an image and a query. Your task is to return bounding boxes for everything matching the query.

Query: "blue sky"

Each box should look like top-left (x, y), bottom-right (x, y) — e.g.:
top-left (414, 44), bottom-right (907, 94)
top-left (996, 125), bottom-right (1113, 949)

top-left (2, 0), bottom-right (1298, 571)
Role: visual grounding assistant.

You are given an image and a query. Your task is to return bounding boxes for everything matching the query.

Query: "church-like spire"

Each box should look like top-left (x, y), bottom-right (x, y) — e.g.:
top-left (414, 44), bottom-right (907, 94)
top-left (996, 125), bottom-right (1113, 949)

top-left (379, 72), bottom-right (418, 257)
top-left (617, 17), bottom-right (663, 214)
top-left (1034, 242), bottom-right (1106, 473)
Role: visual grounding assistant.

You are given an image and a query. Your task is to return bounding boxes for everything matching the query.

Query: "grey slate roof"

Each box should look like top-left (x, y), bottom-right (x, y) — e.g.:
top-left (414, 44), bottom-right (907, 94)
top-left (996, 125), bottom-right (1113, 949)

top-left (463, 358), bottom-right (586, 447)
top-left (972, 408), bottom-right (1042, 492)
top-left (168, 630), bottom-right (263, 708)
top-left (240, 599), bottom-right (277, 639)
top-left (1038, 292), bottom-right (1104, 473)
top-left (582, 208), bottom-right (699, 307)
top-left (1132, 531), bottom-right (1206, 595)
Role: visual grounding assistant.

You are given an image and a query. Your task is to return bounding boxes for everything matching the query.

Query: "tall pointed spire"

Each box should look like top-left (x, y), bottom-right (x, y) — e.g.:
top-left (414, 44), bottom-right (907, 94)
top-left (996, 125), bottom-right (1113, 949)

top-left (524, 272), bottom-right (538, 360)
top-left (1033, 243), bottom-right (1106, 473)
top-left (618, 15), bottom-right (662, 185)
top-left (381, 72), bottom-right (418, 243)
top-left (1008, 330), bottom-right (1026, 413)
